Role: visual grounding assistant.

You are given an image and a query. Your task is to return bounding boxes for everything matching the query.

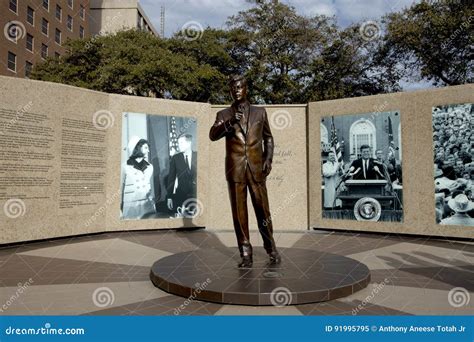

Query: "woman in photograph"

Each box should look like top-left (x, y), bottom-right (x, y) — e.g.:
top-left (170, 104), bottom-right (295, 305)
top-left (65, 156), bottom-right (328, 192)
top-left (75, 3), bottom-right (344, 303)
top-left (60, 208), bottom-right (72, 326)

top-left (121, 137), bottom-right (155, 219)
top-left (322, 151), bottom-right (342, 209)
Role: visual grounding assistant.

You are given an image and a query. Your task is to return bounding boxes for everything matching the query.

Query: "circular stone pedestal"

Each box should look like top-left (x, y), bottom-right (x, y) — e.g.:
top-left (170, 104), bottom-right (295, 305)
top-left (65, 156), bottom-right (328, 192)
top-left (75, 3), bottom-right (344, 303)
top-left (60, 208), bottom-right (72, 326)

top-left (150, 247), bottom-right (370, 306)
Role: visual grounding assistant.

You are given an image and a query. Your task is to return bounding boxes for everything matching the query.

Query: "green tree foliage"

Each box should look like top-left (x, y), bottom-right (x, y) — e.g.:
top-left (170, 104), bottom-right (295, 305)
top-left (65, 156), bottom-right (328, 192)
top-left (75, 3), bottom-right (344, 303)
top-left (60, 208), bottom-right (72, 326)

top-left (32, 0), bottom-right (472, 103)
top-left (228, 0), bottom-right (402, 102)
top-left (167, 28), bottom-right (242, 103)
top-left (382, 0), bottom-right (473, 86)
top-left (227, 0), bottom-right (338, 103)
top-left (32, 30), bottom-right (223, 101)
top-left (303, 24), bottom-right (402, 102)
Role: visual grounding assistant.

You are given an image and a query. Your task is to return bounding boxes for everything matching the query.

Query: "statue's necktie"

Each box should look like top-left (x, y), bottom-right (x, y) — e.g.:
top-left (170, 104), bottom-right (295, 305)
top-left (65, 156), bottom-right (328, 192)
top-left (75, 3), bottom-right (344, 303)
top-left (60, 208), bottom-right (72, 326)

top-left (238, 104), bottom-right (248, 134)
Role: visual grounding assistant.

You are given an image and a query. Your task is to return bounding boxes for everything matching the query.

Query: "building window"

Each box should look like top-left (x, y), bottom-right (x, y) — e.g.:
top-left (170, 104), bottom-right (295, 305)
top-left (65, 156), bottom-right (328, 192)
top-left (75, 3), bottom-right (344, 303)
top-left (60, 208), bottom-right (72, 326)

top-left (320, 123), bottom-right (332, 154)
top-left (79, 26), bottom-right (85, 39)
top-left (43, 0), bottom-right (49, 11)
top-left (7, 52), bottom-right (16, 72)
top-left (68, 0), bottom-right (73, 9)
top-left (350, 119), bottom-right (376, 158)
top-left (25, 62), bottom-right (33, 78)
top-left (56, 5), bottom-right (62, 21)
top-left (41, 44), bottom-right (48, 59)
top-left (67, 15), bottom-right (73, 31)
top-left (80, 5), bottom-right (85, 19)
top-left (55, 29), bottom-right (61, 45)
top-left (26, 34), bottom-right (34, 51)
top-left (27, 7), bottom-right (35, 26)
top-left (9, 0), bottom-right (17, 13)
top-left (137, 14), bottom-right (143, 30)
top-left (42, 18), bottom-right (49, 36)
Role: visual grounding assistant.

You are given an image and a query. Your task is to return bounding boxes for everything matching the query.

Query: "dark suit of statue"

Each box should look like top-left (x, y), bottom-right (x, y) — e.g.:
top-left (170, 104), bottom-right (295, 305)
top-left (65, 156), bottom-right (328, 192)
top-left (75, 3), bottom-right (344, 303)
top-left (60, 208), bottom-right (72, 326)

top-left (211, 103), bottom-right (272, 182)
top-left (209, 77), bottom-right (280, 267)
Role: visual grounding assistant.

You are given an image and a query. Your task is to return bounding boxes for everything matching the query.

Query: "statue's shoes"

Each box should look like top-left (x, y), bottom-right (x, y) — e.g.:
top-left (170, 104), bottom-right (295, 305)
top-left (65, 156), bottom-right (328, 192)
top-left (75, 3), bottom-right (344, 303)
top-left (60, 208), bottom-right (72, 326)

top-left (268, 251), bottom-right (281, 264)
top-left (238, 256), bottom-right (253, 268)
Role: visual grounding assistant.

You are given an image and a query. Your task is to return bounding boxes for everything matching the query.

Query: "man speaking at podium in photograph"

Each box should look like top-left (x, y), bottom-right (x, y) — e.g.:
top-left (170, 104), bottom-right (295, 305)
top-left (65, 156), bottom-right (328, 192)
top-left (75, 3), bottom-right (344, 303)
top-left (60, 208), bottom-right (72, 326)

top-left (350, 145), bottom-right (383, 180)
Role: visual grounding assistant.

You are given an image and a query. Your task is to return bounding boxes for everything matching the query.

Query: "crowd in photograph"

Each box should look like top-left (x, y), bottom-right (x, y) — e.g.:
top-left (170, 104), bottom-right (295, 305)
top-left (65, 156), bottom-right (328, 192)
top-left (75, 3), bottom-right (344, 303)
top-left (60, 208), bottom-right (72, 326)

top-left (433, 103), bottom-right (474, 225)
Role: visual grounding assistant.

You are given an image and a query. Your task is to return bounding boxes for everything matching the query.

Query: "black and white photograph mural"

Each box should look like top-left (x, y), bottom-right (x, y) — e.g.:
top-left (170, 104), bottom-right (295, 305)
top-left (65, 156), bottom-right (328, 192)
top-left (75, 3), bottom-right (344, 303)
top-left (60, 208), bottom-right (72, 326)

top-left (120, 112), bottom-right (198, 220)
top-left (320, 111), bottom-right (403, 222)
top-left (433, 103), bottom-right (474, 226)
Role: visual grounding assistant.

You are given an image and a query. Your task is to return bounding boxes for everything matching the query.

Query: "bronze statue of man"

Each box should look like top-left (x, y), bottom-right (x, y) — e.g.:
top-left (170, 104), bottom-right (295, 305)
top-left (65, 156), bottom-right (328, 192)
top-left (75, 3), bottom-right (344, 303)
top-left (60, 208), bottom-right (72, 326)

top-left (209, 75), bottom-right (280, 268)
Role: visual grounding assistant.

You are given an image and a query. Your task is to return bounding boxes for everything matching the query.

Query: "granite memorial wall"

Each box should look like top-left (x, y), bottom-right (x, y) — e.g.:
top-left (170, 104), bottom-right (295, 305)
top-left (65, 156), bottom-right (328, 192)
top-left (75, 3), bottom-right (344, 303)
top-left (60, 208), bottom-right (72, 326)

top-left (0, 76), bottom-right (472, 243)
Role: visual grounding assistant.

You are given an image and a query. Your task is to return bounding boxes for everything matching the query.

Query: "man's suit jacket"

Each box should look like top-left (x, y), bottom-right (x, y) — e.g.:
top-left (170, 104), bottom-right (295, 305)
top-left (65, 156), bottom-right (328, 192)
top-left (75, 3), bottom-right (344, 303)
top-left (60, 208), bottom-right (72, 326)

top-left (350, 158), bottom-right (379, 180)
top-left (209, 102), bottom-right (274, 183)
top-left (167, 151), bottom-right (197, 199)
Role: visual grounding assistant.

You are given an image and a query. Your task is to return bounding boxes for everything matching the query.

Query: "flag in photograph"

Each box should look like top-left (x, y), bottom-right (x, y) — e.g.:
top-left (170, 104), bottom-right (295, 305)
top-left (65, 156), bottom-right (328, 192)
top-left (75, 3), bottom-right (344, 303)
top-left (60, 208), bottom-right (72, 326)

top-left (387, 115), bottom-right (396, 157)
top-left (330, 116), bottom-right (343, 167)
top-left (169, 116), bottom-right (179, 156)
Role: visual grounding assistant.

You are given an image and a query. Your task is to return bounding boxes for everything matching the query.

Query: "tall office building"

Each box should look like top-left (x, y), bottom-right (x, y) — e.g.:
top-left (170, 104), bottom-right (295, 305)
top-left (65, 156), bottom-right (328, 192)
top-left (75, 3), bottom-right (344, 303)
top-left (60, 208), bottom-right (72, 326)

top-left (1, 0), bottom-right (90, 78)
top-left (89, 0), bottom-right (158, 37)
top-left (0, 0), bottom-right (158, 78)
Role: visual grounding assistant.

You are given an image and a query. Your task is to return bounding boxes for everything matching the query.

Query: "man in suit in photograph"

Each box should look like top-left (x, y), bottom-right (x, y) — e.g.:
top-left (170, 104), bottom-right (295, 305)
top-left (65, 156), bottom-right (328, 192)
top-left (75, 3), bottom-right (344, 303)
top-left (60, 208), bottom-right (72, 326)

top-left (350, 144), bottom-right (382, 180)
top-left (167, 134), bottom-right (197, 216)
top-left (209, 75), bottom-right (280, 268)
top-left (375, 149), bottom-right (385, 164)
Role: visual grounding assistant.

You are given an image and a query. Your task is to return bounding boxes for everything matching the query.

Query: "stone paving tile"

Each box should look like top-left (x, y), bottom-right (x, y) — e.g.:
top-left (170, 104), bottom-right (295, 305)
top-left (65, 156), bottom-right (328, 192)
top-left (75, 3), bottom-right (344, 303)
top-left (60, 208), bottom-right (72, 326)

top-left (0, 229), bottom-right (471, 316)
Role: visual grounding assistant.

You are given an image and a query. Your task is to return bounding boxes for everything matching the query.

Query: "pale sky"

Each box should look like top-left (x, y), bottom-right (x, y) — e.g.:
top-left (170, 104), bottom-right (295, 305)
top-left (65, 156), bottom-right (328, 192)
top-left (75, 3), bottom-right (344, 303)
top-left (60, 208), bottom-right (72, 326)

top-left (140, 0), bottom-right (418, 38)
